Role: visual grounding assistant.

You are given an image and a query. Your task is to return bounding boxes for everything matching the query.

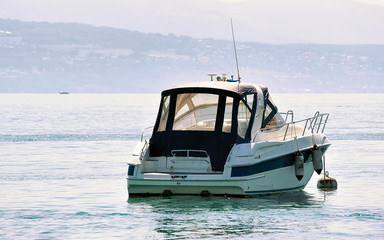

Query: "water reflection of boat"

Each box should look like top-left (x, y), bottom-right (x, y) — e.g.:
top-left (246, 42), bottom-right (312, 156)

top-left (127, 191), bottom-right (321, 208)
top-left (127, 77), bottom-right (331, 196)
top-left (127, 192), bottom-right (323, 239)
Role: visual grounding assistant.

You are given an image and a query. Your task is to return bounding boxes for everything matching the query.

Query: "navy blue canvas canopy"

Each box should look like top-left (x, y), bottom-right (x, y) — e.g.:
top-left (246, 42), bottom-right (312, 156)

top-left (149, 81), bottom-right (270, 172)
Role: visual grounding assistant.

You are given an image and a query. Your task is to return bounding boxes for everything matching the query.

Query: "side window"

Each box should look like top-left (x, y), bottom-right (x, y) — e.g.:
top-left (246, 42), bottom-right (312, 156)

top-left (237, 100), bottom-right (251, 138)
top-left (222, 97), bottom-right (233, 133)
top-left (263, 95), bottom-right (284, 130)
top-left (157, 95), bottom-right (170, 132)
top-left (246, 94), bottom-right (254, 110)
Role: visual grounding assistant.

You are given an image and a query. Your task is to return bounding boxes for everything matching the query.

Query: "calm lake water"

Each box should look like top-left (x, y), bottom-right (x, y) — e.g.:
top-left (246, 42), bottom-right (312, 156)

top-left (0, 93), bottom-right (383, 239)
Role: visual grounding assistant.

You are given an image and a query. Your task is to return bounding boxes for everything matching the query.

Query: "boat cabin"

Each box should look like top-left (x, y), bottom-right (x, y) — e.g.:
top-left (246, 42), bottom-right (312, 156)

top-left (149, 81), bottom-right (284, 172)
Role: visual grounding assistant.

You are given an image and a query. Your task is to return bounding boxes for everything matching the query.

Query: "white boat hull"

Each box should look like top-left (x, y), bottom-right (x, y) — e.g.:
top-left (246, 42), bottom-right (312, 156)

top-left (127, 132), bottom-right (330, 196)
top-left (127, 160), bottom-right (315, 196)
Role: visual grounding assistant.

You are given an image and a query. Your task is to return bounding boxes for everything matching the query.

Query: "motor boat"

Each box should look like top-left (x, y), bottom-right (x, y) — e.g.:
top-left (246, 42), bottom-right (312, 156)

top-left (127, 76), bottom-right (331, 196)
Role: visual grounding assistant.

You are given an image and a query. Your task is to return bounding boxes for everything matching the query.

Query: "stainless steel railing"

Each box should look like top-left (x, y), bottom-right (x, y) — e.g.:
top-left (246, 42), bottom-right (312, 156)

top-left (253, 111), bottom-right (329, 142)
top-left (170, 150), bottom-right (210, 163)
top-left (140, 126), bottom-right (154, 142)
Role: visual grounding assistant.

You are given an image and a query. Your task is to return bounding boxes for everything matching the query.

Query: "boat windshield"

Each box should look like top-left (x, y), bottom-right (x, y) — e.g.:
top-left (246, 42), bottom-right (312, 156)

top-left (155, 90), bottom-right (255, 140)
top-left (262, 94), bottom-right (284, 129)
top-left (173, 93), bottom-right (219, 131)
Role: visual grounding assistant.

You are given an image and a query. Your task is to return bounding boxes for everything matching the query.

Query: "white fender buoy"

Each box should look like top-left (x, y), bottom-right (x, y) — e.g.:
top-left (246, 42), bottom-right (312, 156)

top-left (312, 145), bottom-right (323, 175)
top-left (317, 171), bottom-right (338, 190)
top-left (294, 151), bottom-right (304, 181)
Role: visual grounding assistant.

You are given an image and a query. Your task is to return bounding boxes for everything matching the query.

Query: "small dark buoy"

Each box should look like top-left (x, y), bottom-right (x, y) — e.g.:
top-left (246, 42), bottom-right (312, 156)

top-left (294, 151), bottom-right (304, 181)
top-left (317, 155), bottom-right (337, 190)
top-left (312, 145), bottom-right (323, 175)
top-left (317, 171), bottom-right (338, 190)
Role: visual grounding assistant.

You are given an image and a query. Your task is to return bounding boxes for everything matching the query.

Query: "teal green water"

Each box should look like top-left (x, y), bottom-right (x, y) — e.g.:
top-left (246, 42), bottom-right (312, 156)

top-left (0, 94), bottom-right (383, 239)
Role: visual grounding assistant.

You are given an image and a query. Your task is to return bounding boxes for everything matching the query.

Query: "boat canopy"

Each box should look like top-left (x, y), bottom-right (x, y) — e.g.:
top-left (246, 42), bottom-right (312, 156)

top-left (169, 81), bottom-right (267, 95)
top-left (149, 81), bottom-right (281, 171)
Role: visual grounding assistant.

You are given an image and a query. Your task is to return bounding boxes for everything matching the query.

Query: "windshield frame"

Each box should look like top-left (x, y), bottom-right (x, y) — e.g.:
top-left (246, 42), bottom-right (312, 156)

top-left (152, 87), bottom-right (257, 142)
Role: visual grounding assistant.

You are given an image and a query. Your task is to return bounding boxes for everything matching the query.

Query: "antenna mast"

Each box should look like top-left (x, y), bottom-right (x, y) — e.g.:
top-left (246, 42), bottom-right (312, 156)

top-left (231, 18), bottom-right (241, 82)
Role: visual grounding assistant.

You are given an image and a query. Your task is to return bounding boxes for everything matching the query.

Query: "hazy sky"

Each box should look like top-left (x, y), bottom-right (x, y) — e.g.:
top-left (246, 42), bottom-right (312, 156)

top-left (1, 0), bottom-right (384, 44)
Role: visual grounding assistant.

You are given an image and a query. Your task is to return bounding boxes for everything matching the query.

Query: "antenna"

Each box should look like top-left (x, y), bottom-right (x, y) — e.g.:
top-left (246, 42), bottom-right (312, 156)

top-left (231, 18), bottom-right (241, 83)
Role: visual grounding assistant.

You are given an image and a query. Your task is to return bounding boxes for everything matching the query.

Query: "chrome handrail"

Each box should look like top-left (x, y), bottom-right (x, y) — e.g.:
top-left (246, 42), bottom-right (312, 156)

top-left (252, 112), bottom-right (329, 142)
top-left (280, 110), bottom-right (294, 123)
top-left (170, 150), bottom-right (210, 163)
top-left (140, 126), bottom-right (154, 142)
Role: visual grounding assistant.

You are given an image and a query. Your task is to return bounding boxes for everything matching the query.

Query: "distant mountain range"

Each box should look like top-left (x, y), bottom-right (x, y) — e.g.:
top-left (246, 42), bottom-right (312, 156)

top-left (0, 18), bottom-right (383, 93)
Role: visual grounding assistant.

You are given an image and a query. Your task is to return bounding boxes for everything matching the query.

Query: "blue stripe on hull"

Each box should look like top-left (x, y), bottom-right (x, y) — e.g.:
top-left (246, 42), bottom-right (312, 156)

top-left (231, 149), bottom-right (315, 177)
